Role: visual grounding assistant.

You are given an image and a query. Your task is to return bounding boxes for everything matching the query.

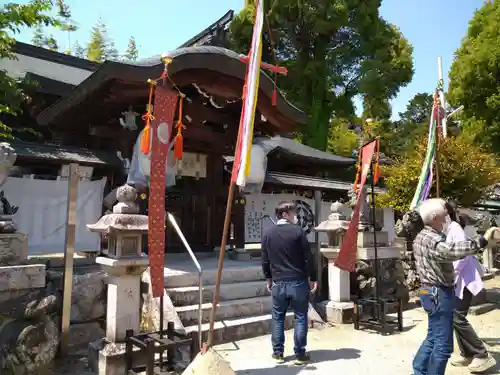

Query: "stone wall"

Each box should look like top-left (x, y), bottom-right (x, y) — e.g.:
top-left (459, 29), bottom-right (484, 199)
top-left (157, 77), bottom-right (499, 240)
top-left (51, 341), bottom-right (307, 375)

top-left (0, 265), bottom-right (107, 375)
top-left (350, 259), bottom-right (410, 305)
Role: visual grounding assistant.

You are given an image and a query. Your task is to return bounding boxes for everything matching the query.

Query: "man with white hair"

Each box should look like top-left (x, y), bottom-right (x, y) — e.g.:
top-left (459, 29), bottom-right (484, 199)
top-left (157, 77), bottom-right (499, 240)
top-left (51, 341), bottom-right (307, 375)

top-left (412, 198), bottom-right (493, 375)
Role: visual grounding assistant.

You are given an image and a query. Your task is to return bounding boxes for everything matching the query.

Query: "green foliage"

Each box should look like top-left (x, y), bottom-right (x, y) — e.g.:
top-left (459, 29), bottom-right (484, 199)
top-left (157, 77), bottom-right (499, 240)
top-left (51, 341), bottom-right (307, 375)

top-left (1, 0), bottom-right (66, 140)
top-left (447, 0), bottom-right (500, 153)
top-left (327, 118), bottom-right (358, 157)
top-left (124, 36), bottom-right (138, 61)
top-left (72, 40), bottom-right (85, 58)
top-left (86, 19), bottom-right (118, 62)
top-left (398, 92), bottom-right (433, 124)
top-left (229, 0), bottom-right (414, 151)
top-left (378, 134), bottom-right (500, 211)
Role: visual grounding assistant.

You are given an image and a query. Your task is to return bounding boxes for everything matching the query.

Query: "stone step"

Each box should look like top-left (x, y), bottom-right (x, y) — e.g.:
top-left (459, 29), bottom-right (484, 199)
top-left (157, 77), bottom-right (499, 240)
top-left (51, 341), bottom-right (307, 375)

top-left (164, 264), bottom-right (264, 288)
top-left (185, 312), bottom-right (295, 347)
top-left (175, 296), bottom-right (272, 326)
top-left (167, 280), bottom-right (270, 306)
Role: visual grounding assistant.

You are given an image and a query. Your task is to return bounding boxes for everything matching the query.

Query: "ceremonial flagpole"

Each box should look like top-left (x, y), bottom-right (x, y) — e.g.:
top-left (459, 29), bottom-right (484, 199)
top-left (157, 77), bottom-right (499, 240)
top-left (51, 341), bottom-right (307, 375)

top-left (204, 0), bottom-right (287, 349)
top-left (438, 56), bottom-right (448, 139)
top-left (434, 92), bottom-right (441, 198)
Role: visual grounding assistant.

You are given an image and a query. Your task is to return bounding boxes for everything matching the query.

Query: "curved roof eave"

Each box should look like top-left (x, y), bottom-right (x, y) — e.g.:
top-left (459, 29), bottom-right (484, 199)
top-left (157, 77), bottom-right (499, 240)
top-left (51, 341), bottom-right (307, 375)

top-left (37, 46), bottom-right (307, 127)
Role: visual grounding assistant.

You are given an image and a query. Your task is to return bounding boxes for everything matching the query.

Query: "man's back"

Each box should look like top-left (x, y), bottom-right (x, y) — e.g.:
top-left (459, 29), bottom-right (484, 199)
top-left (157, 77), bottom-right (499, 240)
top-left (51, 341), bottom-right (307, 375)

top-left (261, 223), bottom-right (315, 282)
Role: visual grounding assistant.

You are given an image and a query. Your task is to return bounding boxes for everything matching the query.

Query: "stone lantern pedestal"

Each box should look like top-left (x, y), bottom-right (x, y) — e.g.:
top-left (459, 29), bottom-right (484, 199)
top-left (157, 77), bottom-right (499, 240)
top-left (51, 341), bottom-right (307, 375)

top-left (87, 185), bottom-right (150, 375)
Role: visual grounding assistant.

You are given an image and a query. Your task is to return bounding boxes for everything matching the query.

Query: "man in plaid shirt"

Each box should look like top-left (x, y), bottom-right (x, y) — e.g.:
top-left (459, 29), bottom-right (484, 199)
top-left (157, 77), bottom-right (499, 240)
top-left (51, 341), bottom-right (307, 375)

top-left (412, 198), bottom-right (495, 375)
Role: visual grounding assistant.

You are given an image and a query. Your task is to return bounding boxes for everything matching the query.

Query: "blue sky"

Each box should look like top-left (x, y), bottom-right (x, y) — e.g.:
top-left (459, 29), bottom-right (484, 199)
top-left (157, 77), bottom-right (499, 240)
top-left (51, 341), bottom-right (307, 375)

top-left (14, 0), bottom-right (485, 118)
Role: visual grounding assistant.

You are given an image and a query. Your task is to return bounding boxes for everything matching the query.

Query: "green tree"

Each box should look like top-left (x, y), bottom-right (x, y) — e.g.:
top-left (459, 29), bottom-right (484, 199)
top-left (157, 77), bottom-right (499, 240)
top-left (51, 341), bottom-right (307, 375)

top-left (327, 118), bottom-right (358, 157)
top-left (31, 25), bottom-right (58, 51)
top-left (31, 25), bottom-right (45, 47)
top-left (73, 40), bottom-right (85, 58)
top-left (1, 0), bottom-right (67, 139)
top-left (57, 0), bottom-right (78, 54)
top-left (86, 21), bottom-right (106, 62)
top-left (230, 1), bottom-right (414, 151)
top-left (448, 0), bottom-right (500, 153)
top-left (399, 93), bottom-right (433, 124)
top-left (124, 36), bottom-right (138, 61)
top-left (378, 134), bottom-right (500, 211)
top-left (86, 20), bottom-right (118, 62)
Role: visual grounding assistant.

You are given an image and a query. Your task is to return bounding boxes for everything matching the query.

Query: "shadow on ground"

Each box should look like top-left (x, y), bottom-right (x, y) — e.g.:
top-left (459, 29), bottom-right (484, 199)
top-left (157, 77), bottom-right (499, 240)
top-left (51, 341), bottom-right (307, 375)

top-left (234, 348), bottom-right (361, 375)
top-left (479, 339), bottom-right (500, 374)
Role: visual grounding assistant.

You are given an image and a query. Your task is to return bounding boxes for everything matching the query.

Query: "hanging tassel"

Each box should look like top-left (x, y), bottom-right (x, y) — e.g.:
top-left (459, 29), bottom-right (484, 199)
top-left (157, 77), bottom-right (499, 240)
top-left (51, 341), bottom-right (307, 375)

top-left (353, 150), bottom-right (362, 193)
top-left (373, 138), bottom-right (381, 185)
top-left (272, 73), bottom-right (277, 106)
top-left (174, 93), bottom-right (186, 160)
top-left (140, 80), bottom-right (155, 154)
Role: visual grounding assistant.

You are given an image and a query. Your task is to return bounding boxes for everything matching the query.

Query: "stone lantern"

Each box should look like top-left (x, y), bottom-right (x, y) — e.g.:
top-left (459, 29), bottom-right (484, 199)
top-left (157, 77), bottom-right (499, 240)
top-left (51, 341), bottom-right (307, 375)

top-left (87, 184), bottom-right (150, 375)
top-left (314, 201), bottom-right (353, 323)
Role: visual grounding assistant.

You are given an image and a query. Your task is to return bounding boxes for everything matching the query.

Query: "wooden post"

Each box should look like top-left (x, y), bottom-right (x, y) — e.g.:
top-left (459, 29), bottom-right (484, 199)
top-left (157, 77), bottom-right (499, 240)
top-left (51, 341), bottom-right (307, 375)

top-left (59, 163), bottom-right (79, 356)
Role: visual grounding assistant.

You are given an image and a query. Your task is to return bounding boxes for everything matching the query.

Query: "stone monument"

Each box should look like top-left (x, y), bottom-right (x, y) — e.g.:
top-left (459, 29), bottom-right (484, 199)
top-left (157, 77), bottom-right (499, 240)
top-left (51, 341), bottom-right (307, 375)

top-left (87, 184), bottom-right (150, 375)
top-left (0, 143), bottom-right (58, 375)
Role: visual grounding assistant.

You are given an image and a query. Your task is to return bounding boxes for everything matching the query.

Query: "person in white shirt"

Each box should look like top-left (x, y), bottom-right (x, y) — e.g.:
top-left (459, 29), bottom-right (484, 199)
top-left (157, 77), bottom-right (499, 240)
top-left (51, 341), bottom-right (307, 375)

top-left (445, 202), bottom-right (496, 373)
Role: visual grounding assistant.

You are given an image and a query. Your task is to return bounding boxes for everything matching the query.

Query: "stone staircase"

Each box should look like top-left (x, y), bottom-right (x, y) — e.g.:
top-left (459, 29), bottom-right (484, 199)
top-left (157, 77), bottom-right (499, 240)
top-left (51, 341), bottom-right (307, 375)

top-left (164, 262), bottom-right (294, 346)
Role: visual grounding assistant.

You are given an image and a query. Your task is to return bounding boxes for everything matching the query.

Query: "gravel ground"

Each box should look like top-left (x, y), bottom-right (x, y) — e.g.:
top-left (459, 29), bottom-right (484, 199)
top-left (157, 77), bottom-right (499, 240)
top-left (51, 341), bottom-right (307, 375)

top-left (55, 277), bottom-right (500, 375)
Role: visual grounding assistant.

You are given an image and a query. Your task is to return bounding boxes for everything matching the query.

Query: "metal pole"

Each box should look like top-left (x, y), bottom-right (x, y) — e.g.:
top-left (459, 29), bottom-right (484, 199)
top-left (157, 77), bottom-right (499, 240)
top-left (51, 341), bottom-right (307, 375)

top-left (59, 163), bottom-right (79, 356)
top-left (369, 164), bottom-right (379, 301)
top-left (166, 212), bottom-right (203, 349)
top-left (438, 56), bottom-right (448, 138)
top-left (314, 190), bottom-right (322, 297)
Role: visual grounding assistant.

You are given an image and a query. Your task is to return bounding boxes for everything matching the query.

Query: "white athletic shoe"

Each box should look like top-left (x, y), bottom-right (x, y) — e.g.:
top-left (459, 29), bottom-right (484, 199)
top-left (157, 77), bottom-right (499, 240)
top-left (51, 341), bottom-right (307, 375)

top-left (468, 354), bottom-right (496, 373)
top-left (451, 355), bottom-right (472, 367)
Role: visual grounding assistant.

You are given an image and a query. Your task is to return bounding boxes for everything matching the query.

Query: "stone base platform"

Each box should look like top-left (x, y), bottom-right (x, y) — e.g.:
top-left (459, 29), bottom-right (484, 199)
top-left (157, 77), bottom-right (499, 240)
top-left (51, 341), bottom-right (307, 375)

top-left (0, 263), bottom-right (46, 302)
top-left (317, 300), bottom-right (354, 324)
top-left (89, 339), bottom-right (142, 375)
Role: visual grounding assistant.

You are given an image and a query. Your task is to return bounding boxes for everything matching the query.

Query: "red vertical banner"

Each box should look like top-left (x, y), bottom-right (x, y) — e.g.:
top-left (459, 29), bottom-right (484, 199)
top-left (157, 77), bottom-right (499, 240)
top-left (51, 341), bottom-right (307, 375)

top-left (335, 139), bottom-right (378, 272)
top-left (148, 86), bottom-right (177, 297)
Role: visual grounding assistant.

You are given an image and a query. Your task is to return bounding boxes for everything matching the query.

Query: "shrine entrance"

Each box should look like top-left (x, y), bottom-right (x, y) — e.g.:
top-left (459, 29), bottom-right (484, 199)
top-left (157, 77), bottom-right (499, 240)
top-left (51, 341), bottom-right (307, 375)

top-left (163, 154), bottom-right (228, 253)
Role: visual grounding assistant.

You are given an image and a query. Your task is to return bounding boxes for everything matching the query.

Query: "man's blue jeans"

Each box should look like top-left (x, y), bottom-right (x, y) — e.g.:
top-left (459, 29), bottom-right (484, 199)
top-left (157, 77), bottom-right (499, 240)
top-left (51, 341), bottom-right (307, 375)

top-left (413, 285), bottom-right (455, 375)
top-left (271, 279), bottom-right (309, 356)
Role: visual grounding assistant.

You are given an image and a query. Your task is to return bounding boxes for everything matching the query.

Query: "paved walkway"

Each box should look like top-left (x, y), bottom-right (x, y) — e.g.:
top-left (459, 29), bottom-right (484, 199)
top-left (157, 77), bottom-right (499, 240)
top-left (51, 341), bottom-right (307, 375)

top-left (214, 307), bottom-right (500, 375)
top-left (55, 277), bottom-right (500, 374)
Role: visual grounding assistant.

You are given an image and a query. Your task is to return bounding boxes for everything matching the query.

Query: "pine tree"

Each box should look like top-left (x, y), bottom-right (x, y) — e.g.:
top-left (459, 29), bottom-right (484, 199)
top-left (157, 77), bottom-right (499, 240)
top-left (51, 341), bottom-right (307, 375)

top-left (86, 21), bottom-right (106, 62)
top-left (86, 19), bottom-right (118, 62)
top-left (45, 35), bottom-right (58, 51)
top-left (31, 26), bottom-right (45, 47)
top-left (56, 0), bottom-right (77, 54)
top-left (105, 39), bottom-right (119, 61)
top-left (31, 26), bottom-right (58, 51)
top-left (124, 36), bottom-right (138, 61)
top-left (73, 41), bottom-right (86, 58)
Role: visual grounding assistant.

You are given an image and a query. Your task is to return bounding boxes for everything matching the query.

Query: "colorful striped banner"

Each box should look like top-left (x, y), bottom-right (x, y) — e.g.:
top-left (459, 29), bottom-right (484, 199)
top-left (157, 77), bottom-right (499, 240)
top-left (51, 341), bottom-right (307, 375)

top-left (233, 0), bottom-right (264, 187)
top-left (410, 101), bottom-right (438, 209)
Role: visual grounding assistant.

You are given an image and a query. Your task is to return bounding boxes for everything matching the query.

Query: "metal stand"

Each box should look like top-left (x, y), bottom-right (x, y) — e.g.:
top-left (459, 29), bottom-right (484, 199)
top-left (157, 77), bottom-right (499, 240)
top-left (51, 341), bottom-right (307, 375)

top-left (125, 319), bottom-right (195, 375)
top-left (353, 162), bottom-right (403, 335)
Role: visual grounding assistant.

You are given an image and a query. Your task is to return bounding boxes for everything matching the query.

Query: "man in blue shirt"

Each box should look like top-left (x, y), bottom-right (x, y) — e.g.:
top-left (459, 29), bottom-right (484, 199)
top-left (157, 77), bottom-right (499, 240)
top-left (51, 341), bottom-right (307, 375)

top-left (261, 201), bottom-right (318, 365)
